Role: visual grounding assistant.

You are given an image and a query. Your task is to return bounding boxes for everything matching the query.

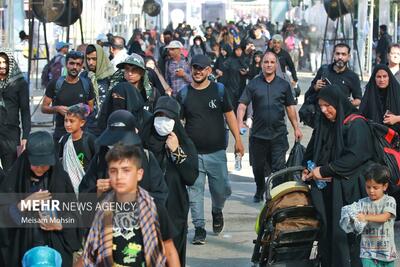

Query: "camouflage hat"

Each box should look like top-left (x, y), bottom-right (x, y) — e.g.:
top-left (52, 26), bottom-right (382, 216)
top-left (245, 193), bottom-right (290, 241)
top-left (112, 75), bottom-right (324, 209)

top-left (116, 53), bottom-right (146, 70)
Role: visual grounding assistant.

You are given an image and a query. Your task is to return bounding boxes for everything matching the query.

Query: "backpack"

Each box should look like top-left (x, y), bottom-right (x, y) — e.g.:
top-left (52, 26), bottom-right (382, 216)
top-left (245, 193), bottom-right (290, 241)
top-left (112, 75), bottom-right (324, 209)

top-left (59, 132), bottom-right (95, 162)
top-left (344, 114), bottom-right (400, 192)
top-left (53, 76), bottom-right (91, 105)
top-left (179, 82), bottom-right (225, 106)
top-left (41, 55), bottom-right (64, 88)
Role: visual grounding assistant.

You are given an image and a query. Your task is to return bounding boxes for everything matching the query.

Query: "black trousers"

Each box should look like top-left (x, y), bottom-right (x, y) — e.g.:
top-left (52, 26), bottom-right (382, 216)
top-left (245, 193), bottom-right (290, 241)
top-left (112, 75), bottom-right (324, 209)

top-left (250, 135), bottom-right (289, 196)
top-left (0, 127), bottom-right (19, 171)
top-left (173, 222), bottom-right (188, 266)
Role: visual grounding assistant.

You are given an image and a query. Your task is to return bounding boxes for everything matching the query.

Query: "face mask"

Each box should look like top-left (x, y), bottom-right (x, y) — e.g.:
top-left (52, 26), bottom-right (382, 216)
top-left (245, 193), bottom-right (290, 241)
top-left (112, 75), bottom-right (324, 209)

top-left (153, 116), bottom-right (175, 136)
top-left (112, 98), bottom-right (126, 112)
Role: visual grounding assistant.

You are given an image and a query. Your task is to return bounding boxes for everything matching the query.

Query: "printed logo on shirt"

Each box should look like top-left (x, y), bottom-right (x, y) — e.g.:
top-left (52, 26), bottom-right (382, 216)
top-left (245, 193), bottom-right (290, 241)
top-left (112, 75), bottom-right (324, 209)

top-left (209, 99), bottom-right (217, 109)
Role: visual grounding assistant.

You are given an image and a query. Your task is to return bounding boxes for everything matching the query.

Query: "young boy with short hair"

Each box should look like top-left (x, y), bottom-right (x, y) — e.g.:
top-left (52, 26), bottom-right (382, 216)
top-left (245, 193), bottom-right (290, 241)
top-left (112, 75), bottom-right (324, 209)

top-left (83, 144), bottom-right (180, 267)
top-left (357, 164), bottom-right (398, 267)
top-left (60, 104), bottom-right (96, 196)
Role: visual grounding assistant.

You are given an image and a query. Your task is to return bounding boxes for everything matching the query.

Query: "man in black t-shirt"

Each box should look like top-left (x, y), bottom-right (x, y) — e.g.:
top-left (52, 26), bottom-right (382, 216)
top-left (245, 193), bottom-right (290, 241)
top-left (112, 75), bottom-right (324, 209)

top-left (177, 55), bottom-right (244, 245)
top-left (237, 51), bottom-right (303, 203)
top-left (41, 51), bottom-right (95, 142)
top-left (307, 43), bottom-right (362, 107)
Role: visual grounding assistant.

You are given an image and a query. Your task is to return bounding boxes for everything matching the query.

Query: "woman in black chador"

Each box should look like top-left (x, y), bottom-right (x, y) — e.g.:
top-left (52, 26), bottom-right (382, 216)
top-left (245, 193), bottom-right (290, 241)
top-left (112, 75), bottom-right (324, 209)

top-left (143, 96), bottom-right (198, 266)
top-left (0, 131), bottom-right (80, 267)
top-left (360, 64), bottom-right (400, 132)
top-left (303, 85), bottom-right (375, 267)
top-left (97, 81), bottom-right (153, 140)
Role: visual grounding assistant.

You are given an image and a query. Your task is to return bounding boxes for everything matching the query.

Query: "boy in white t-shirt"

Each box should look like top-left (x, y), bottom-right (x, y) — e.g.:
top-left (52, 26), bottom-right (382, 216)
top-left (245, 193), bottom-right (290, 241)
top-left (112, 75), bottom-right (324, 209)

top-left (357, 163), bottom-right (397, 267)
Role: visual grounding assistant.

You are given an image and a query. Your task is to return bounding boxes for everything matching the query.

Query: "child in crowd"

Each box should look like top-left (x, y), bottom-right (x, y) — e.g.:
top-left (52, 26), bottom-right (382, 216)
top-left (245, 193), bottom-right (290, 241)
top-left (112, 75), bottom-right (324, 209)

top-left (357, 164), bottom-right (398, 267)
top-left (83, 144), bottom-right (180, 266)
top-left (59, 104), bottom-right (96, 196)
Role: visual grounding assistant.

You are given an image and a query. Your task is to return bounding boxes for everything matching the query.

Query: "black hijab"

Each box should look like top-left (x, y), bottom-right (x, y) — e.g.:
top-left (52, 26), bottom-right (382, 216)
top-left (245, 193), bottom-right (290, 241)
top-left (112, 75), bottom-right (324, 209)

top-left (98, 82), bottom-right (153, 136)
top-left (360, 64), bottom-right (400, 124)
top-left (145, 97), bottom-right (194, 170)
top-left (313, 85), bottom-right (358, 163)
top-left (0, 152), bottom-right (81, 267)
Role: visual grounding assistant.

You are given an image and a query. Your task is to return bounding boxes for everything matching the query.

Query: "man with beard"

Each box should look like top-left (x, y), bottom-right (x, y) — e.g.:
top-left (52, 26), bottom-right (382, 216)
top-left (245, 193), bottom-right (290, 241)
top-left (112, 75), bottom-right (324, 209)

top-left (80, 44), bottom-right (115, 136)
top-left (0, 48), bottom-right (30, 170)
top-left (41, 51), bottom-right (95, 142)
top-left (306, 43), bottom-right (362, 107)
top-left (177, 55), bottom-right (244, 245)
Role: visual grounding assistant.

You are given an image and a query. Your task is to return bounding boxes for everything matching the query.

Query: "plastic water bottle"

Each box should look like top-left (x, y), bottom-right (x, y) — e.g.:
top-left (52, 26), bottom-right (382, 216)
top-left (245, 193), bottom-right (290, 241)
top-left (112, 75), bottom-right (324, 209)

top-left (307, 160), bottom-right (326, 189)
top-left (240, 127), bottom-right (247, 135)
top-left (235, 153), bottom-right (242, 171)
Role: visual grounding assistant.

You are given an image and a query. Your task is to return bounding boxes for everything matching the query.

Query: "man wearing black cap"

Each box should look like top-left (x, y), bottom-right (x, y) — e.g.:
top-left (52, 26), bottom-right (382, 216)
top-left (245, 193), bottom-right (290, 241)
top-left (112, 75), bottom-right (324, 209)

top-left (144, 96), bottom-right (198, 265)
top-left (177, 54), bottom-right (244, 245)
top-left (0, 131), bottom-right (81, 267)
top-left (79, 110), bottom-right (168, 206)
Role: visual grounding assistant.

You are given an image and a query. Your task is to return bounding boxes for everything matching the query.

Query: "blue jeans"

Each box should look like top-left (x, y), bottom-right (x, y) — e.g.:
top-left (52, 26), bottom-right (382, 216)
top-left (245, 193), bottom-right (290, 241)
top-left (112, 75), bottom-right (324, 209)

top-left (188, 150), bottom-right (231, 228)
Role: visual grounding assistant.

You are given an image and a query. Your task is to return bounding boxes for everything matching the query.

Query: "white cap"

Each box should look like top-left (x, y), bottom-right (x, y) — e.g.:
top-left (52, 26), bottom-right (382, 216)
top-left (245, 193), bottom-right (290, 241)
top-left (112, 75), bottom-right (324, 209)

top-left (165, 40), bottom-right (184, 49)
top-left (96, 33), bottom-right (108, 42)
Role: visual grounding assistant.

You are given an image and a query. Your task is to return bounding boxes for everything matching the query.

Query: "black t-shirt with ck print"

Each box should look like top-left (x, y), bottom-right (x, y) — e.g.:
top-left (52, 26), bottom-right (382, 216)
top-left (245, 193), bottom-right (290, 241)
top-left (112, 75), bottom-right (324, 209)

top-left (178, 82), bottom-right (233, 154)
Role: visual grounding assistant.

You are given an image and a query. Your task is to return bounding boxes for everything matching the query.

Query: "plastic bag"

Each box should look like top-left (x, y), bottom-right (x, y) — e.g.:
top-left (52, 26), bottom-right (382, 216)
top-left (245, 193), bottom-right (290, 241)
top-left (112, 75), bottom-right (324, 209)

top-left (286, 141), bottom-right (306, 167)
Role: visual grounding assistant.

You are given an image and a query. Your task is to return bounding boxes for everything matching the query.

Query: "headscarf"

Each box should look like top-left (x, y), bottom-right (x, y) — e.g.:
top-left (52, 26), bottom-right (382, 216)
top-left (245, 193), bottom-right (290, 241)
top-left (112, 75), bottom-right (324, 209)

top-left (0, 49), bottom-right (24, 107)
top-left (313, 85), bottom-right (358, 163)
top-left (97, 82), bottom-right (152, 135)
top-left (146, 102), bottom-right (192, 170)
top-left (221, 44), bottom-right (232, 57)
top-left (85, 44), bottom-right (115, 106)
top-left (360, 64), bottom-right (400, 124)
top-left (0, 152), bottom-right (81, 265)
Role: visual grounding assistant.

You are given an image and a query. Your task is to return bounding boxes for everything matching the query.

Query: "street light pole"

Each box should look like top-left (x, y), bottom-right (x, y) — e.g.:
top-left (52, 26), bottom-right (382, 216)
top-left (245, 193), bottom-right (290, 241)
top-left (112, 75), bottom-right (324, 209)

top-left (367, 0), bottom-right (374, 77)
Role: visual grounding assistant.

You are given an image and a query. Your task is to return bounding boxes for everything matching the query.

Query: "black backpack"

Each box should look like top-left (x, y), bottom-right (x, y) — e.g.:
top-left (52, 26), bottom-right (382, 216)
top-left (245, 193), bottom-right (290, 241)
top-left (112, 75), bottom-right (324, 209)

top-left (344, 114), bottom-right (400, 192)
top-left (41, 55), bottom-right (63, 88)
top-left (178, 82), bottom-right (225, 106)
top-left (53, 76), bottom-right (91, 105)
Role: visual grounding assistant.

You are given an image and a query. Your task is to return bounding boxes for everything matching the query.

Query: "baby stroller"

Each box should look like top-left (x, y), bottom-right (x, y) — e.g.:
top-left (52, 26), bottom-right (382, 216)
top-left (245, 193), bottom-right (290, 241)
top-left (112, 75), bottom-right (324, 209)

top-left (251, 166), bottom-right (320, 267)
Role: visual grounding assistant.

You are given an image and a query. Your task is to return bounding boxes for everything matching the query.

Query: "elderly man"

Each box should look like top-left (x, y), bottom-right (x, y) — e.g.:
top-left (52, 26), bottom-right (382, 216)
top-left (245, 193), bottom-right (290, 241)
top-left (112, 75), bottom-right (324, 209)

top-left (269, 34), bottom-right (298, 87)
top-left (110, 36), bottom-right (129, 71)
top-left (164, 40), bottom-right (192, 96)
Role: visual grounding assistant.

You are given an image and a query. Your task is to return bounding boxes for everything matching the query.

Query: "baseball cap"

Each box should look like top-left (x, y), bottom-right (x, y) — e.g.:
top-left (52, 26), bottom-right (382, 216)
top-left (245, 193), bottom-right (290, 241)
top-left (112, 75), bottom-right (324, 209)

top-left (96, 33), bottom-right (108, 43)
top-left (55, 41), bottom-right (71, 51)
top-left (22, 246), bottom-right (62, 267)
top-left (191, 54), bottom-right (211, 68)
top-left (165, 40), bottom-right (184, 49)
top-left (96, 110), bottom-right (142, 146)
top-left (116, 53), bottom-right (146, 70)
top-left (271, 34), bottom-right (283, 42)
top-left (27, 131), bottom-right (55, 166)
top-left (154, 96), bottom-right (181, 120)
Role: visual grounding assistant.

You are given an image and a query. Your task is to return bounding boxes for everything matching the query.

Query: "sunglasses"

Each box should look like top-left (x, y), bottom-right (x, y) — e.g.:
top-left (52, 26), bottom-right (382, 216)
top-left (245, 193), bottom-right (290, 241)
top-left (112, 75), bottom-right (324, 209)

top-left (192, 65), bottom-right (208, 71)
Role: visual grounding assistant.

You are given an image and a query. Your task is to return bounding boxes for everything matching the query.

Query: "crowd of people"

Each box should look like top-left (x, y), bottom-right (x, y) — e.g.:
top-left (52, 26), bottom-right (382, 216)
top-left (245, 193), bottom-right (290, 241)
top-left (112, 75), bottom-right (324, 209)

top-left (0, 17), bottom-right (398, 267)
